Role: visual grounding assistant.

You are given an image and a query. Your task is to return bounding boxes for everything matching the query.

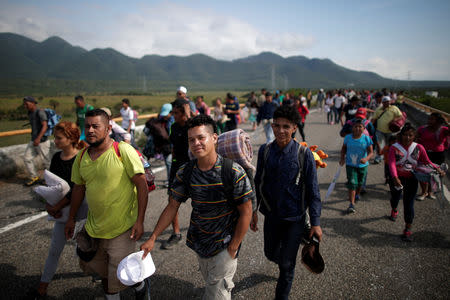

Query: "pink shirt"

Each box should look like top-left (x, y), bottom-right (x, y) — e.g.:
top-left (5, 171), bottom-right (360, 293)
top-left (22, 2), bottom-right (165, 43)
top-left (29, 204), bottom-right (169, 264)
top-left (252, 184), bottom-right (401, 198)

top-left (388, 142), bottom-right (437, 178)
top-left (417, 125), bottom-right (449, 152)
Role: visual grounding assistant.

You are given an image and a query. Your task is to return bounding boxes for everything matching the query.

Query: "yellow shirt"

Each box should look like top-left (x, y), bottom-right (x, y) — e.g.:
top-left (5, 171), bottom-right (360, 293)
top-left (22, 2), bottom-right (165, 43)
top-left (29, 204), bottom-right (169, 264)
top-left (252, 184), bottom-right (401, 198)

top-left (373, 105), bottom-right (402, 133)
top-left (72, 142), bottom-right (144, 239)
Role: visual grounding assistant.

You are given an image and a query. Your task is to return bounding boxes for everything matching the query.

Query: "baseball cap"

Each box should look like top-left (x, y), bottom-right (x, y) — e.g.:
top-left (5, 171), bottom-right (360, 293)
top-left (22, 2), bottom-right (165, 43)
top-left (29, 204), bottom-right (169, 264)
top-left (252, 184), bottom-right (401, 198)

top-left (320, 88), bottom-right (324, 92)
top-left (177, 86), bottom-right (187, 94)
top-left (355, 107), bottom-right (367, 119)
top-left (100, 107), bottom-right (112, 117)
top-left (382, 96), bottom-right (391, 102)
top-left (159, 103), bottom-right (172, 117)
top-left (23, 96), bottom-right (37, 103)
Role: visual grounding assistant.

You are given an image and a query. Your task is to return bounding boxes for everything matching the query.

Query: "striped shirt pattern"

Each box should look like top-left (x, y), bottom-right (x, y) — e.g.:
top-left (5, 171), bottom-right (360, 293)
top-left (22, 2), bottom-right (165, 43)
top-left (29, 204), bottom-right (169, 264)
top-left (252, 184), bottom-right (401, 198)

top-left (170, 155), bottom-right (254, 258)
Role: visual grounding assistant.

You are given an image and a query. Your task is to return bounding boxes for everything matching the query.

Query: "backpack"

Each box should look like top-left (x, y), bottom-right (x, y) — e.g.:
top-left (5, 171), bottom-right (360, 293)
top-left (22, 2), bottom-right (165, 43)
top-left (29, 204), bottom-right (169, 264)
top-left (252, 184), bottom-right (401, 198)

top-left (80, 142), bottom-right (156, 192)
top-left (392, 142), bottom-right (419, 173)
top-left (132, 109), bottom-right (139, 122)
top-left (42, 108), bottom-right (62, 137)
top-left (144, 118), bottom-right (171, 156)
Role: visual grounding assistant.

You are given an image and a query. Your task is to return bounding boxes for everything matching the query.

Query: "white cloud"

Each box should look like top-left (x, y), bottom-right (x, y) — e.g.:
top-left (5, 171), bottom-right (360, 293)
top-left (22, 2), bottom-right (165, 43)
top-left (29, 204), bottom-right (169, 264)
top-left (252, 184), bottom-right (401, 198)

top-left (0, 2), bottom-right (315, 60)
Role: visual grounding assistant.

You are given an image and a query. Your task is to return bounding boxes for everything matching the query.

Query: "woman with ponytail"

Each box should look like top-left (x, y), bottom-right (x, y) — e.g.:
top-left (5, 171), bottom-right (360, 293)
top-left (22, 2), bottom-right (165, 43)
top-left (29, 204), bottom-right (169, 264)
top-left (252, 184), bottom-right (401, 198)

top-left (29, 121), bottom-right (87, 298)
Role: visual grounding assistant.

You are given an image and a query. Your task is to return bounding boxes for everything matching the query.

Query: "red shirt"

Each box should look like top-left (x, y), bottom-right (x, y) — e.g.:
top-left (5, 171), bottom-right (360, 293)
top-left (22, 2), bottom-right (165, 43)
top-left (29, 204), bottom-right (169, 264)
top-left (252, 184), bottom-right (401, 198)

top-left (417, 125), bottom-right (449, 152)
top-left (297, 105), bottom-right (309, 123)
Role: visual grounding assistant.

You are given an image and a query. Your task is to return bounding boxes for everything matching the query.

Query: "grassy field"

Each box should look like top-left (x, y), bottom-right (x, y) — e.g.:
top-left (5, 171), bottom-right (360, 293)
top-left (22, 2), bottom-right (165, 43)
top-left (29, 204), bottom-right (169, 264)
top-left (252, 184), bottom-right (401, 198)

top-left (0, 91), bottom-right (248, 147)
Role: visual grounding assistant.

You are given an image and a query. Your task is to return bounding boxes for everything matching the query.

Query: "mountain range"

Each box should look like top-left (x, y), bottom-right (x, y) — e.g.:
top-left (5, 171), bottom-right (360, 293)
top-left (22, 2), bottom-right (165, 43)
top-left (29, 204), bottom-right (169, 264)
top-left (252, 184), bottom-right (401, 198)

top-left (0, 32), bottom-right (449, 95)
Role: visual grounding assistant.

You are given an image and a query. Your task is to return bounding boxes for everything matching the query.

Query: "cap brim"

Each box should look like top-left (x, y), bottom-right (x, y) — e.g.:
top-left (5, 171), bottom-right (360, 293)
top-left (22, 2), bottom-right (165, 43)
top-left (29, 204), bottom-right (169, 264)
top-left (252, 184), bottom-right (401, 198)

top-left (301, 243), bottom-right (325, 274)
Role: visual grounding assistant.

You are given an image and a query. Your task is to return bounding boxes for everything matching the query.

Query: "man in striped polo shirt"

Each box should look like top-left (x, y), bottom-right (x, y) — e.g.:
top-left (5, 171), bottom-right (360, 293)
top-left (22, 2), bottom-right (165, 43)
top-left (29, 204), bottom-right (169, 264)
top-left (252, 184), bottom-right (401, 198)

top-left (141, 114), bottom-right (254, 300)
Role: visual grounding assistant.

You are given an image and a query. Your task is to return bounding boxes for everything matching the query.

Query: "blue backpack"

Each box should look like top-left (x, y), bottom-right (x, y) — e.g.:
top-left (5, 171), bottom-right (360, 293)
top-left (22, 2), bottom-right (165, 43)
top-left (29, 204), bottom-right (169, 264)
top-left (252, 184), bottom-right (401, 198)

top-left (43, 108), bottom-right (62, 137)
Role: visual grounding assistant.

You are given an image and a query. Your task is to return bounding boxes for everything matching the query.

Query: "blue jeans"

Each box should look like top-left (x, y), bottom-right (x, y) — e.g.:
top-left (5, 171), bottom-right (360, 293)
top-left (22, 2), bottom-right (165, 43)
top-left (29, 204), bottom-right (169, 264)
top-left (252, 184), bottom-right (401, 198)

top-left (264, 214), bottom-right (305, 300)
top-left (263, 120), bottom-right (274, 143)
top-left (164, 153), bottom-right (172, 180)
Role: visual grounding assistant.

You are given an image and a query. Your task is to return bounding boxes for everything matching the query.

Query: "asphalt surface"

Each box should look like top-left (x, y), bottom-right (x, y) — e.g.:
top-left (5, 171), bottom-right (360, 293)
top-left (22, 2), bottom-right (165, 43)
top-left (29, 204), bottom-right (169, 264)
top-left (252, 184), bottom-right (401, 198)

top-left (0, 110), bottom-right (449, 300)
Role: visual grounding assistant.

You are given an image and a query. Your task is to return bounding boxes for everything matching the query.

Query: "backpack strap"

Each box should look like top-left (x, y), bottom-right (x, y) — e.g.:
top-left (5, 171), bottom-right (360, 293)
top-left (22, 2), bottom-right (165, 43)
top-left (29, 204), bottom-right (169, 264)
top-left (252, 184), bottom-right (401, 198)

top-left (113, 141), bottom-right (121, 158)
top-left (259, 141), bottom-right (273, 212)
top-left (221, 157), bottom-right (235, 206)
top-left (182, 160), bottom-right (196, 198)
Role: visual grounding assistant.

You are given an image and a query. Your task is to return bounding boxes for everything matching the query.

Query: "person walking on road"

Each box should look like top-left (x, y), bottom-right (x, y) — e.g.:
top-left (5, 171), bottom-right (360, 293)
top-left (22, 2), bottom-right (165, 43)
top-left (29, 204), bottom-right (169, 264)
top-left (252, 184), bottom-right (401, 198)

top-left (388, 123), bottom-right (444, 242)
top-left (74, 95), bottom-right (94, 141)
top-left (65, 109), bottom-right (149, 299)
top-left (23, 96), bottom-right (52, 186)
top-left (257, 92), bottom-right (278, 143)
top-left (120, 98), bottom-right (136, 146)
top-left (295, 97), bottom-right (309, 141)
top-left (253, 105), bottom-right (322, 300)
top-left (141, 114), bottom-right (254, 300)
top-left (339, 120), bottom-right (374, 213)
top-left (28, 121), bottom-right (87, 299)
top-left (317, 88), bottom-right (325, 112)
top-left (224, 93), bottom-right (240, 132)
top-left (161, 99), bottom-right (192, 249)
top-left (371, 96), bottom-right (403, 164)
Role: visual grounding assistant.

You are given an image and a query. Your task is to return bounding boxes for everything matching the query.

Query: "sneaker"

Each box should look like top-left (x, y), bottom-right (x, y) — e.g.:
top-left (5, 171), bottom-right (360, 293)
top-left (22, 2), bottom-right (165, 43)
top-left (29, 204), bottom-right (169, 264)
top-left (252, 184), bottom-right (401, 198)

top-left (347, 204), bottom-right (355, 214)
top-left (25, 176), bottom-right (40, 186)
top-left (389, 209), bottom-right (398, 221)
top-left (427, 194), bottom-right (437, 200)
top-left (135, 279), bottom-right (150, 300)
top-left (401, 229), bottom-right (412, 242)
top-left (355, 195), bottom-right (360, 202)
top-left (416, 194), bottom-right (427, 201)
top-left (161, 233), bottom-right (182, 249)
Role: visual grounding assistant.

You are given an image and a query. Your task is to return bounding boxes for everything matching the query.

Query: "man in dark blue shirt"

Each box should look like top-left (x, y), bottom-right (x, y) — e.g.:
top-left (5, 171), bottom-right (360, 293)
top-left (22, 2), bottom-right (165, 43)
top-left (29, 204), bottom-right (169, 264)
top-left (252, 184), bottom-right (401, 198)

top-left (224, 93), bottom-right (240, 132)
top-left (257, 92), bottom-right (279, 143)
top-left (253, 105), bottom-right (322, 300)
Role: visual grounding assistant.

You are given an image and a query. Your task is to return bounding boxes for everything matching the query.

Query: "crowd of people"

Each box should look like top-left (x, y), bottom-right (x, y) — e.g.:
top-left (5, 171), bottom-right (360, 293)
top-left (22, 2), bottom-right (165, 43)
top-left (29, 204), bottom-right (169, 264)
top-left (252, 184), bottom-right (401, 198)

top-left (19, 85), bottom-right (448, 300)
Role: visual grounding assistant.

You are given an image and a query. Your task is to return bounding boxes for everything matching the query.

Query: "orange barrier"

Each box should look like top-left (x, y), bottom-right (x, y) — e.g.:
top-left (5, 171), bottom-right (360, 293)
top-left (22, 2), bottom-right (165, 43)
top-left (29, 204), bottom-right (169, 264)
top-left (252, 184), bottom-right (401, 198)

top-left (0, 103), bottom-right (246, 138)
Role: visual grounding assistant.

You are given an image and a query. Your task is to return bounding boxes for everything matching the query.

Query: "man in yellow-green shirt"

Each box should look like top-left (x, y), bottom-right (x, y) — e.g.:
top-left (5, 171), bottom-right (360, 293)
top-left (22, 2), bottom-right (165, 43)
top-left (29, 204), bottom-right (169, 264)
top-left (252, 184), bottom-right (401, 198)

top-left (371, 96), bottom-right (403, 163)
top-left (65, 109), bottom-right (149, 299)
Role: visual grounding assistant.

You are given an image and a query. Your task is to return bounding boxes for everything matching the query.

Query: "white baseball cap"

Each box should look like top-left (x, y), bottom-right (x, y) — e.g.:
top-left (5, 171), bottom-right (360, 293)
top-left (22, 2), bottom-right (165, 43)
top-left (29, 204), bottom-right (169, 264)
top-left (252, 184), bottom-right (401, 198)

top-left (177, 86), bottom-right (187, 94)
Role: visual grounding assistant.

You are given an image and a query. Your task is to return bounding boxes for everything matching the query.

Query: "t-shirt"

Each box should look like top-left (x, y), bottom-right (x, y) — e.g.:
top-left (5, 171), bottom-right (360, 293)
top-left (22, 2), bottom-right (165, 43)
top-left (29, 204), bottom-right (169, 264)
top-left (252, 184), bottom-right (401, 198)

top-left (76, 104), bottom-right (94, 135)
top-left (120, 107), bottom-right (135, 130)
top-left (417, 125), bottom-right (449, 152)
top-left (334, 96), bottom-right (346, 109)
top-left (170, 155), bottom-right (254, 258)
top-left (169, 122), bottom-right (190, 164)
top-left (225, 100), bottom-right (240, 125)
top-left (373, 105), bottom-right (402, 133)
top-left (344, 134), bottom-right (373, 168)
top-left (50, 151), bottom-right (76, 201)
top-left (72, 142), bottom-right (144, 239)
top-left (342, 104), bottom-right (362, 122)
top-left (29, 108), bottom-right (48, 142)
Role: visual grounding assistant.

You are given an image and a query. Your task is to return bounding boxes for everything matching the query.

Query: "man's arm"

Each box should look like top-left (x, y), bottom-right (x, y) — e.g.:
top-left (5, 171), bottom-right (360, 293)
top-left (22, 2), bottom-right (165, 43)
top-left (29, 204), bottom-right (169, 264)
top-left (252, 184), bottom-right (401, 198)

top-left (64, 184), bottom-right (86, 240)
top-left (34, 120), bottom-right (48, 146)
top-left (228, 200), bottom-right (252, 258)
top-left (141, 197), bottom-right (181, 258)
top-left (130, 173), bottom-right (149, 241)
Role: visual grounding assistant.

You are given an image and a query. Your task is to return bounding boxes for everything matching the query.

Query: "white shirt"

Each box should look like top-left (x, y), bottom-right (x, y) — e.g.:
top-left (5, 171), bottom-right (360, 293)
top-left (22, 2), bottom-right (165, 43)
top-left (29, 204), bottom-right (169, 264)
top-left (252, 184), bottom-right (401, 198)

top-left (120, 107), bottom-right (135, 130)
top-left (334, 96), bottom-right (346, 109)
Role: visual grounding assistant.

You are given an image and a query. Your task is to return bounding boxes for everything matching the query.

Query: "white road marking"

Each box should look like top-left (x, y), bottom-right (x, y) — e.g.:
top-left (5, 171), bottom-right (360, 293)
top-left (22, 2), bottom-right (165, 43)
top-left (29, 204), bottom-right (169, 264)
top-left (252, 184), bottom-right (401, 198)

top-left (0, 165), bottom-right (168, 235)
top-left (0, 211), bottom-right (48, 234)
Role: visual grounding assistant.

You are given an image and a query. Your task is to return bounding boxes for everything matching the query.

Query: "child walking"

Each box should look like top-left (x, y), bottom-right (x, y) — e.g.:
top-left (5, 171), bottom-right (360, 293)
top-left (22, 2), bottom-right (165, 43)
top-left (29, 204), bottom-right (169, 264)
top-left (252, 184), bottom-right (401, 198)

top-left (340, 120), bottom-right (374, 213)
top-left (248, 101), bottom-right (258, 131)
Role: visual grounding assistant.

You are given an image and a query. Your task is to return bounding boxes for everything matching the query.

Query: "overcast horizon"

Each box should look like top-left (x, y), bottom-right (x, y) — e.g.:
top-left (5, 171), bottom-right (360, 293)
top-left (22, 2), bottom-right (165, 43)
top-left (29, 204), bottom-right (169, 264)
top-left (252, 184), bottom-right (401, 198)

top-left (1, 0), bottom-right (449, 81)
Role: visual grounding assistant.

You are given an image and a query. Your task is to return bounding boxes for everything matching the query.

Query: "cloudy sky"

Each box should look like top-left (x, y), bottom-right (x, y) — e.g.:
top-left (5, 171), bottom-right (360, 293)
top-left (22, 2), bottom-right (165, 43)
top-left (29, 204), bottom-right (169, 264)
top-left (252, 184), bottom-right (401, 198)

top-left (1, 0), bottom-right (449, 80)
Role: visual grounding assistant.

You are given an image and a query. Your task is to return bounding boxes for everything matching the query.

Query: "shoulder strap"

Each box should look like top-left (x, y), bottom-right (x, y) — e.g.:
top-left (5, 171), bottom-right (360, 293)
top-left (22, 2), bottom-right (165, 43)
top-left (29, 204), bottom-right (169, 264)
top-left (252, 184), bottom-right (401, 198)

top-left (295, 142), bottom-right (307, 185)
top-left (221, 157), bottom-right (235, 205)
top-left (259, 142), bottom-right (273, 212)
top-left (182, 160), bottom-right (196, 198)
top-left (113, 141), bottom-right (121, 158)
top-left (79, 147), bottom-right (89, 163)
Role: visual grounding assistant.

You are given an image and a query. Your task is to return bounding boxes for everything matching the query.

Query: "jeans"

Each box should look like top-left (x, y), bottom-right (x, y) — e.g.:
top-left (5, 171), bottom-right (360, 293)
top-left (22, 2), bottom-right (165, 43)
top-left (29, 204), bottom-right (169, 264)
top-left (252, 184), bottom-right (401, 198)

top-left (264, 214), bottom-right (305, 300)
top-left (327, 110), bottom-right (334, 123)
top-left (41, 222), bottom-right (67, 283)
top-left (263, 120), bottom-right (274, 143)
top-left (297, 122), bottom-right (306, 141)
top-left (389, 176), bottom-right (418, 224)
top-left (163, 153), bottom-right (172, 180)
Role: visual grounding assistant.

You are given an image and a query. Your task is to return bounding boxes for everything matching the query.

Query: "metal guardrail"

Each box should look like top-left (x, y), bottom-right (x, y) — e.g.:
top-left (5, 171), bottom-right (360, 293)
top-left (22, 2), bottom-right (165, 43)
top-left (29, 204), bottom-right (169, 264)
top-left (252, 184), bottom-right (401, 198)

top-left (402, 97), bottom-right (449, 119)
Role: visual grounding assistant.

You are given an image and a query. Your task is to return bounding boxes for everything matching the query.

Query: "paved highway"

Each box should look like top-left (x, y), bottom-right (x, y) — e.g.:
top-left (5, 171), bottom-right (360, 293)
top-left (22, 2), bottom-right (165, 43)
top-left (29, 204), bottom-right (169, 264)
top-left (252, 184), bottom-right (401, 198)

top-left (0, 110), bottom-right (449, 299)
